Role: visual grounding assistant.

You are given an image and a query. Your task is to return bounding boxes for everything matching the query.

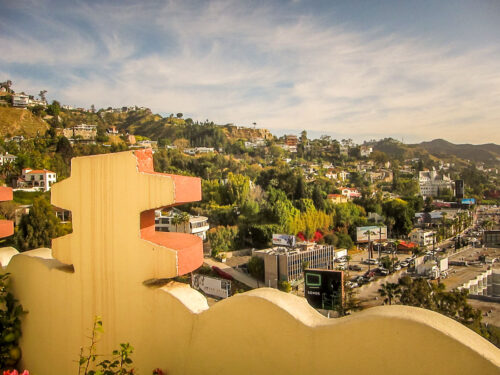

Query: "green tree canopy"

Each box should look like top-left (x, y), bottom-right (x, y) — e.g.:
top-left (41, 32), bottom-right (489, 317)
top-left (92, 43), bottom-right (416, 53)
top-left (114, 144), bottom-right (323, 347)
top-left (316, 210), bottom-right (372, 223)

top-left (15, 196), bottom-right (68, 251)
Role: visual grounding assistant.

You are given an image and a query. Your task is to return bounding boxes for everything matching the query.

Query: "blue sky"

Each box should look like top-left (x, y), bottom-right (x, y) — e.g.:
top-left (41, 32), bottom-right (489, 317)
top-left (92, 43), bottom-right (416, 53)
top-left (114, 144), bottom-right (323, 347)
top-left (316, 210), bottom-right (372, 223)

top-left (1, 0), bottom-right (500, 144)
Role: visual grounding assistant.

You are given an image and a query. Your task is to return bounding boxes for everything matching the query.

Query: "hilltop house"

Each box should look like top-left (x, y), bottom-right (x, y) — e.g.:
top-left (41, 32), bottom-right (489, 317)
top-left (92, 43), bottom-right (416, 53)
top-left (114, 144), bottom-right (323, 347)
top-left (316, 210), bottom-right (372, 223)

top-left (12, 94), bottom-right (29, 108)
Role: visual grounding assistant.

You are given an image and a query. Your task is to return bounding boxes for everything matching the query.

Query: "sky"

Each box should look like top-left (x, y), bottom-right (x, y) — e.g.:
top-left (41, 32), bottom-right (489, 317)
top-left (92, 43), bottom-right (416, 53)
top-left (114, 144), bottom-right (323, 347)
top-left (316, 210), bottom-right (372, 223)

top-left (1, 0), bottom-right (500, 144)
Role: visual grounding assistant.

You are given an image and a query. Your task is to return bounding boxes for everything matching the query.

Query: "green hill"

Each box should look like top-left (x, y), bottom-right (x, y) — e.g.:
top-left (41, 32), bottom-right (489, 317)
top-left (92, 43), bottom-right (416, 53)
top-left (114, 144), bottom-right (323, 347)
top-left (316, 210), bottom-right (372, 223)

top-left (0, 107), bottom-right (49, 137)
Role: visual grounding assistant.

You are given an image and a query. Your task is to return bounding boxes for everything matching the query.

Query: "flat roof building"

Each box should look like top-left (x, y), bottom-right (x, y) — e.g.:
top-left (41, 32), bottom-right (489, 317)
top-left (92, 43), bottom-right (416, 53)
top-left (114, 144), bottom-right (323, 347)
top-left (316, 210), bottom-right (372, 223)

top-left (253, 243), bottom-right (341, 288)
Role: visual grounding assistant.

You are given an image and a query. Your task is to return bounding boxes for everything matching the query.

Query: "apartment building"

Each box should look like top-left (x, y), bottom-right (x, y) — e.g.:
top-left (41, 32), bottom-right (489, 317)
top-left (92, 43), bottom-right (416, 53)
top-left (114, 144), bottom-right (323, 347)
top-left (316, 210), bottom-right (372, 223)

top-left (419, 170), bottom-right (454, 198)
top-left (410, 229), bottom-right (435, 248)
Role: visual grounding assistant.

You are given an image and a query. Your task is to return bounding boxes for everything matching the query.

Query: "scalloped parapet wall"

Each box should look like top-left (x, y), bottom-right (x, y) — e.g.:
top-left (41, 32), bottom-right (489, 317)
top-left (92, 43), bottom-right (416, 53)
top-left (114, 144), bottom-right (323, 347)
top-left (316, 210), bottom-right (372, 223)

top-left (1, 150), bottom-right (498, 374)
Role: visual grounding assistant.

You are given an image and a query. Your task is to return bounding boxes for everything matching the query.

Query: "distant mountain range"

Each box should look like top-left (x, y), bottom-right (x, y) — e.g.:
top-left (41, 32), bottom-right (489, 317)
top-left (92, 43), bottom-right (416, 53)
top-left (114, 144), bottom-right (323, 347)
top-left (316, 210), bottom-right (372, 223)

top-left (415, 139), bottom-right (500, 164)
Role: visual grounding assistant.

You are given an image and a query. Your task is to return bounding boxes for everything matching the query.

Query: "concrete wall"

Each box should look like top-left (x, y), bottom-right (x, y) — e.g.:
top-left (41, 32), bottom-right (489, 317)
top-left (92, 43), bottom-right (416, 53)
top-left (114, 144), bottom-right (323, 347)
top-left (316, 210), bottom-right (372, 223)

top-left (1, 150), bottom-right (499, 374)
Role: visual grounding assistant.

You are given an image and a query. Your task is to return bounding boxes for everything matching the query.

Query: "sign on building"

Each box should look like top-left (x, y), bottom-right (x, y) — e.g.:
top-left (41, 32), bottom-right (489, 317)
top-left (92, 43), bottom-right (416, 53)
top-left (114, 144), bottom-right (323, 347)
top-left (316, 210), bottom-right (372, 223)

top-left (192, 274), bottom-right (231, 299)
top-left (304, 269), bottom-right (344, 310)
top-left (356, 226), bottom-right (387, 243)
top-left (272, 233), bottom-right (296, 247)
top-left (461, 198), bottom-right (476, 205)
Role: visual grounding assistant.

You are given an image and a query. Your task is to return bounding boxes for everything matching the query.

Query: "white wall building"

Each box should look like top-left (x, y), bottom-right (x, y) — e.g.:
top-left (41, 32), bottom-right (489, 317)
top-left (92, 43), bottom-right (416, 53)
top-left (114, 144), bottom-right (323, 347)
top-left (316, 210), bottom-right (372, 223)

top-left (410, 229), bottom-right (435, 247)
top-left (20, 168), bottom-right (57, 192)
top-left (0, 153), bottom-right (17, 165)
top-left (419, 170), bottom-right (454, 198)
top-left (155, 209), bottom-right (209, 240)
top-left (12, 94), bottom-right (29, 108)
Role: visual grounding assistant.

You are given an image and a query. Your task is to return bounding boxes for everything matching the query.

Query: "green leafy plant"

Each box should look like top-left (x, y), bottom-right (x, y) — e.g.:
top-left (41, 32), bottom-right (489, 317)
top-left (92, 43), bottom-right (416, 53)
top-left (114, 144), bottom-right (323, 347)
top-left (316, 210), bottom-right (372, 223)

top-left (78, 317), bottom-right (135, 375)
top-left (0, 273), bottom-right (27, 370)
top-left (79, 318), bottom-right (165, 374)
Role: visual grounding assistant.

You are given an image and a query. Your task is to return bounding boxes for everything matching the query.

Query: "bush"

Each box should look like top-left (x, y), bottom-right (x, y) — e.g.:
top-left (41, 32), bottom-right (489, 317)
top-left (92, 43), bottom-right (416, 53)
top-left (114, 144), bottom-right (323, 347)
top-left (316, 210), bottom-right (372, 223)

top-left (0, 273), bottom-right (27, 369)
top-left (278, 280), bottom-right (292, 293)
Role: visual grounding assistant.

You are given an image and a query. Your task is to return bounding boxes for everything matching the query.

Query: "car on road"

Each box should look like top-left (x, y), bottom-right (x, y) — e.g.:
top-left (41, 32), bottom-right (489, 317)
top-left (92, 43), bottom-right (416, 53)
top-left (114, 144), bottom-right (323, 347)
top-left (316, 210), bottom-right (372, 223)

top-left (348, 264), bottom-right (362, 271)
top-left (377, 267), bottom-right (389, 276)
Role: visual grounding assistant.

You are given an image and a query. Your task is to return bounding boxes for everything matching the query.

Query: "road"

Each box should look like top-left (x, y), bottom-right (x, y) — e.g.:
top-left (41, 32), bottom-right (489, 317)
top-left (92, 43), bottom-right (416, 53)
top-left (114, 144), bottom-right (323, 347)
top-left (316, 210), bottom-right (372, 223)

top-left (203, 257), bottom-right (260, 289)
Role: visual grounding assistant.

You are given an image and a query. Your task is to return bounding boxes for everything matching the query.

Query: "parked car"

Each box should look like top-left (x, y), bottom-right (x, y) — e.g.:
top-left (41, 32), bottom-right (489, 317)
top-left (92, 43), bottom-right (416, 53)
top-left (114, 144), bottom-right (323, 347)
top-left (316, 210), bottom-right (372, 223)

top-left (393, 264), bottom-right (401, 271)
top-left (377, 267), bottom-right (389, 276)
top-left (348, 264), bottom-right (362, 271)
top-left (400, 261), bottom-right (409, 267)
top-left (364, 258), bottom-right (379, 265)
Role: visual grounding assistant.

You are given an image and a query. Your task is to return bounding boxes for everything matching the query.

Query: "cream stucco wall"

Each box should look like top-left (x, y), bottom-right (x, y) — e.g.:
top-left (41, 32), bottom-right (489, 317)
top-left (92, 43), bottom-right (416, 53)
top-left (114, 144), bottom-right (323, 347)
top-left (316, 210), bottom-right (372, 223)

top-left (1, 150), bottom-right (499, 374)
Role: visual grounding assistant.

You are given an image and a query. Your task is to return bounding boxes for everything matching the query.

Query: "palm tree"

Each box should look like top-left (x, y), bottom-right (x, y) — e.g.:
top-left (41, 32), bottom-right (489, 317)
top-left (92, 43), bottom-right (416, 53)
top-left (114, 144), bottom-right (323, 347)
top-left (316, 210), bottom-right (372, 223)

top-left (171, 211), bottom-right (190, 233)
top-left (378, 282), bottom-right (401, 305)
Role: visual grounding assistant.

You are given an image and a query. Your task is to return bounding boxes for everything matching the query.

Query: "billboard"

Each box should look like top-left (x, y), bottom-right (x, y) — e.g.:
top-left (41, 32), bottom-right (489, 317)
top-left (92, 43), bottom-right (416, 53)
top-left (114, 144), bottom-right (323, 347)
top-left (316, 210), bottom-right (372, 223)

top-left (192, 274), bottom-right (231, 299)
top-left (356, 226), bottom-right (387, 243)
top-left (272, 233), bottom-right (296, 247)
top-left (461, 198), bottom-right (476, 205)
top-left (304, 269), bottom-right (344, 310)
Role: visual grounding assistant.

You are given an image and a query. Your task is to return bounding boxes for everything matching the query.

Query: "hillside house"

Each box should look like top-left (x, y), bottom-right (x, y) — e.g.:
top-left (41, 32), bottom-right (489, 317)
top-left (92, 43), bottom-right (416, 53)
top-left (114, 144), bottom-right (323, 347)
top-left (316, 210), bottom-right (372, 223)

top-left (0, 153), bottom-right (17, 165)
top-left (17, 168), bottom-right (57, 192)
top-left (360, 145), bottom-right (373, 157)
top-left (340, 187), bottom-right (362, 200)
top-left (12, 94), bottom-right (29, 108)
top-left (327, 194), bottom-right (348, 204)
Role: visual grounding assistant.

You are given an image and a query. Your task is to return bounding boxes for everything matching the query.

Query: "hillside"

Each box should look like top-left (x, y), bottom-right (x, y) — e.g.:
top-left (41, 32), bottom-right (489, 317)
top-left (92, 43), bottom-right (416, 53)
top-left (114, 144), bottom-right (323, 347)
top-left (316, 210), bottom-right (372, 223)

top-left (417, 139), bottom-right (500, 164)
top-left (222, 125), bottom-right (273, 140)
top-left (0, 107), bottom-right (49, 137)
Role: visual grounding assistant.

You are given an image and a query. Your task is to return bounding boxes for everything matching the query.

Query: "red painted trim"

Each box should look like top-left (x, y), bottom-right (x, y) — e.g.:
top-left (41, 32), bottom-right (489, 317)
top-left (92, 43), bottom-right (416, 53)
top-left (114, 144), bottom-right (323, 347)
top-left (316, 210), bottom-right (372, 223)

top-left (0, 220), bottom-right (13, 238)
top-left (140, 209), bottom-right (203, 275)
top-left (0, 187), bottom-right (13, 201)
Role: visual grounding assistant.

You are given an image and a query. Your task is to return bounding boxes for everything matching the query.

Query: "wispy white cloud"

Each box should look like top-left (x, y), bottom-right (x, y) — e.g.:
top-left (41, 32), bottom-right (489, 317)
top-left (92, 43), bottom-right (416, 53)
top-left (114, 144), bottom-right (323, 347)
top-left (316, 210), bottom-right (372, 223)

top-left (1, 0), bottom-right (499, 143)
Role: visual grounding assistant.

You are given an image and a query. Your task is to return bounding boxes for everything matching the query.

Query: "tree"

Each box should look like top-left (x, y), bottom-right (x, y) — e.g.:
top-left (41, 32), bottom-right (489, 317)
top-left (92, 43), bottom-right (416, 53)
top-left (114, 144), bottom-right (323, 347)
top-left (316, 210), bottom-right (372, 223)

top-left (46, 100), bottom-right (61, 117)
top-left (378, 282), bottom-right (401, 305)
top-left (38, 90), bottom-right (47, 102)
top-left (176, 113), bottom-right (183, 118)
top-left (15, 196), bottom-right (67, 251)
top-left (248, 256), bottom-right (264, 281)
top-left (382, 199), bottom-right (413, 236)
top-left (172, 211), bottom-right (190, 232)
top-left (56, 136), bottom-right (73, 163)
top-left (0, 80), bottom-right (13, 93)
